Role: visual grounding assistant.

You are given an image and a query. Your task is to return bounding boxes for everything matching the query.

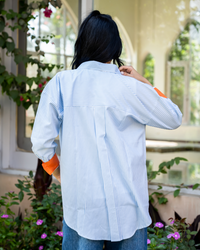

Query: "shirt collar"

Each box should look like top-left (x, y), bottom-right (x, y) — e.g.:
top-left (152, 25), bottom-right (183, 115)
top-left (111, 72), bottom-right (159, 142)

top-left (77, 60), bottom-right (121, 75)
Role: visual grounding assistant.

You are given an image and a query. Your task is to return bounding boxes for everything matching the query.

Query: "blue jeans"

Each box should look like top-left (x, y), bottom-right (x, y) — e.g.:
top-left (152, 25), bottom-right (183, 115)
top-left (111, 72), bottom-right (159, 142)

top-left (62, 220), bottom-right (147, 250)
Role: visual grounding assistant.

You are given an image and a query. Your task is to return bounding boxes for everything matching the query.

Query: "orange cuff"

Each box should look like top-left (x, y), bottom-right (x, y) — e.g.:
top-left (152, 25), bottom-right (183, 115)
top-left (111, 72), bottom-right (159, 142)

top-left (42, 154), bottom-right (59, 175)
top-left (154, 87), bottom-right (167, 98)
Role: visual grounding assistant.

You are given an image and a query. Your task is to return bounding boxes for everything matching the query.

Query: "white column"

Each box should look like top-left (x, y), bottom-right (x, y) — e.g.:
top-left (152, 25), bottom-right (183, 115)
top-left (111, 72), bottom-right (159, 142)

top-left (80, 0), bottom-right (94, 23)
top-left (154, 49), bottom-right (166, 93)
top-left (0, 0), bottom-right (18, 170)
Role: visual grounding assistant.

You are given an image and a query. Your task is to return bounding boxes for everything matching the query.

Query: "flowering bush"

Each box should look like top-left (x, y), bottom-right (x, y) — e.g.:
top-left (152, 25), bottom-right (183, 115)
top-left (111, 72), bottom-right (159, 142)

top-left (147, 219), bottom-right (199, 250)
top-left (0, 0), bottom-right (63, 117)
top-left (0, 171), bottom-right (63, 249)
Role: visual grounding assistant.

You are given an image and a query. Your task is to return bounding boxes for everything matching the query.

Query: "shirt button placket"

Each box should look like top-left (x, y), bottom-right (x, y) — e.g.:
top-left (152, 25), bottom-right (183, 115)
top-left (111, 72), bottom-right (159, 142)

top-left (94, 106), bottom-right (120, 241)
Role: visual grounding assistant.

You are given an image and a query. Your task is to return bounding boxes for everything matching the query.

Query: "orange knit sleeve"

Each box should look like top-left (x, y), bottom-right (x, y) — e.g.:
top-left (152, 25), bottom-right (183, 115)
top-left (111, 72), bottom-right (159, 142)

top-left (42, 154), bottom-right (60, 175)
top-left (154, 87), bottom-right (167, 98)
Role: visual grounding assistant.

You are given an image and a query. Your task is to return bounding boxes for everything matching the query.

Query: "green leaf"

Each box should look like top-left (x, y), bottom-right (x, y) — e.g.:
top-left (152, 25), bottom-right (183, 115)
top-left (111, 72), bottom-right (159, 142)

top-left (10, 90), bottom-right (19, 101)
top-left (6, 76), bottom-right (13, 85)
top-left (2, 31), bottom-right (8, 40)
top-left (18, 191), bottom-right (24, 202)
top-left (189, 240), bottom-right (195, 246)
top-left (15, 183), bottom-right (22, 189)
top-left (147, 228), bottom-right (156, 233)
top-left (6, 41), bottom-right (15, 52)
top-left (0, 76), bottom-right (4, 85)
top-left (159, 162), bottom-right (166, 170)
top-left (0, 65), bottom-right (5, 74)
top-left (160, 169), bottom-right (167, 174)
top-left (0, 16), bottom-right (5, 32)
top-left (15, 75), bottom-right (27, 85)
top-left (190, 231), bottom-right (197, 235)
top-left (10, 202), bottom-right (19, 206)
top-left (0, 36), bottom-right (5, 47)
top-left (156, 245), bottom-right (166, 249)
top-left (22, 188), bottom-right (30, 192)
top-left (157, 185), bottom-right (163, 190)
top-left (9, 90), bottom-right (19, 100)
top-left (1, 196), bottom-right (8, 199)
top-left (192, 183), bottom-right (199, 190)
top-left (150, 237), bottom-right (156, 246)
top-left (158, 197), bottom-right (168, 204)
top-left (149, 195), bottom-right (155, 203)
top-left (27, 78), bottom-right (34, 88)
top-left (169, 159), bottom-right (174, 167)
top-left (29, 171), bottom-right (33, 178)
top-left (174, 189), bottom-right (180, 197)
top-left (176, 157), bottom-right (188, 163)
top-left (36, 207), bottom-right (48, 210)
top-left (14, 55), bottom-right (23, 64)
top-left (23, 102), bottom-right (31, 110)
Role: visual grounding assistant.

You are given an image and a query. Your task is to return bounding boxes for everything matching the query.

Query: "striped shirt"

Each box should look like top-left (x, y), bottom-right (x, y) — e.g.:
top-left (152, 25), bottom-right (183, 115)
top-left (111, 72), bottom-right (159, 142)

top-left (31, 61), bottom-right (182, 241)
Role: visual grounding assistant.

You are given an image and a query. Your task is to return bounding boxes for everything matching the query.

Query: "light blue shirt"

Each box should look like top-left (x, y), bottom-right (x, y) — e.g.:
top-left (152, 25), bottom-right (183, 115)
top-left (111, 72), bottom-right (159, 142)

top-left (31, 61), bottom-right (182, 241)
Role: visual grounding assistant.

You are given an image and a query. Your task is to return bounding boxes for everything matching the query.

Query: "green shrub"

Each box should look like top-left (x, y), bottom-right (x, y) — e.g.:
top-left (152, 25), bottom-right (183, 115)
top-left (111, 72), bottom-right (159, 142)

top-left (148, 219), bottom-right (199, 250)
top-left (0, 171), bottom-right (63, 250)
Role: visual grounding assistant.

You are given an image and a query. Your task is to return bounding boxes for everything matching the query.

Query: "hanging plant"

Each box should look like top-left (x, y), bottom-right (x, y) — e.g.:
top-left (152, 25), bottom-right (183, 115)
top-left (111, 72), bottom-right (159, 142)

top-left (0, 0), bottom-right (63, 115)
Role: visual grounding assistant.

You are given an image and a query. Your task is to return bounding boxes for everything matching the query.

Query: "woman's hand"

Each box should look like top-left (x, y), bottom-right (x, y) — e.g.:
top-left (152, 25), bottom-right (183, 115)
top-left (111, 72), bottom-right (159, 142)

top-left (119, 65), bottom-right (153, 87)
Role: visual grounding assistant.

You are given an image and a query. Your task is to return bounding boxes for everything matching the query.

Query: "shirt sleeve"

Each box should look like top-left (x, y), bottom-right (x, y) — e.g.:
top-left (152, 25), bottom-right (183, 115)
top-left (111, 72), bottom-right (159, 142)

top-left (31, 73), bottom-right (63, 174)
top-left (122, 78), bottom-right (182, 129)
top-left (134, 81), bottom-right (182, 129)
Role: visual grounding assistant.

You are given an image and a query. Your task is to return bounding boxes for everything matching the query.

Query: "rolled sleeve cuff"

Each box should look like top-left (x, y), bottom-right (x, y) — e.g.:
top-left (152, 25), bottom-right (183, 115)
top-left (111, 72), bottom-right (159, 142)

top-left (42, 154), bottom-right (60, 175)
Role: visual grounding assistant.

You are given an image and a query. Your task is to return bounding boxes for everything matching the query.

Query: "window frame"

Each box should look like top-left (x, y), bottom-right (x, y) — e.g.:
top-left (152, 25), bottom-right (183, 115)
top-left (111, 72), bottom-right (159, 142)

top-left (167, 60), bottom-right (190, 125)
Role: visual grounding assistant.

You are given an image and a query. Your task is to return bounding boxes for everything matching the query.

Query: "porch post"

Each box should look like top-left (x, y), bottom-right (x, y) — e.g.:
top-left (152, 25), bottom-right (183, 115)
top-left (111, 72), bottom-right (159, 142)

top-left (79, 0), bottom-right (94, 26)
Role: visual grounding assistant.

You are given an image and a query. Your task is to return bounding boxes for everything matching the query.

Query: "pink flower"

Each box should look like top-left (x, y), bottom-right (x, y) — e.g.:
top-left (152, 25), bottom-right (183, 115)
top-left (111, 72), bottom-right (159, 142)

top-left (173, 232), bottom-right (180, 240)
top-left (39, 246), bottom-right (43, 250)
top-left (43, 7), bottom-right (52, 18)
top-left (66, 21), bottom-right (71, 27)
top-left (38, 83), bottom-right (43, 88)
top-left (1, 214), bottom-right (9, 218)
top-left (147, 239), bottom-right (151, 244)
top-left (170, 220), bottom-right (175, 224)
top-left (20, 96), bottom-right (24, 101)
top-left (155, 222), bottom-right (164, 228)
top-left (56, 231), bottom-right (63, 237)
top-left (41, 233), bottom-right (47, 239)
top-left (36, 219), bottom-right (43, 225)
top-left (167, 233), bottom-right (174, 239)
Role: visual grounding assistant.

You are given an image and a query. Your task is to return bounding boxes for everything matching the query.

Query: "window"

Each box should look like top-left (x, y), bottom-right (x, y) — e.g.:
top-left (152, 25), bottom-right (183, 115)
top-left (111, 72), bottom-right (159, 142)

top-left (143, 54), bottom-right (155, 86)
top-left (17, 1), bottom-right (79, 151)
top-left (167, 61), bottom-right (190, 124)
top-left (168, 19), bottom-right (200, 125)
top-left (148, 160), bottom-right (200, 186)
